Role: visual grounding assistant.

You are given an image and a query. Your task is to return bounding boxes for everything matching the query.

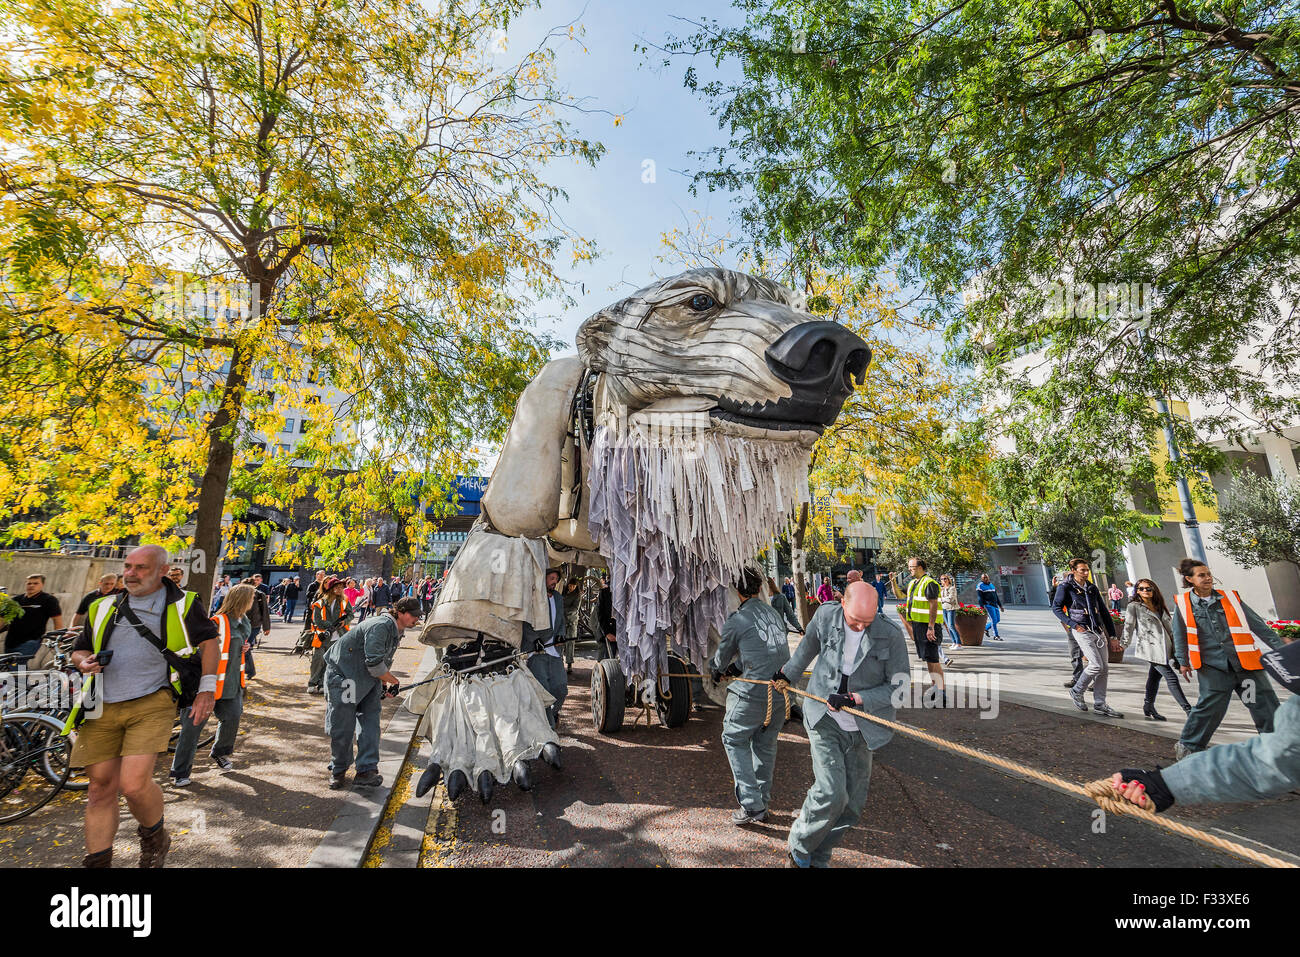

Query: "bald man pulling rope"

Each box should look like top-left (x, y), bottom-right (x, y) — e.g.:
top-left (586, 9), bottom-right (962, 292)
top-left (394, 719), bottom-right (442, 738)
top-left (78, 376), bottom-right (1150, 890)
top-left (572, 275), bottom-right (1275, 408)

top-left (774, 580), bottom-right (910, 868)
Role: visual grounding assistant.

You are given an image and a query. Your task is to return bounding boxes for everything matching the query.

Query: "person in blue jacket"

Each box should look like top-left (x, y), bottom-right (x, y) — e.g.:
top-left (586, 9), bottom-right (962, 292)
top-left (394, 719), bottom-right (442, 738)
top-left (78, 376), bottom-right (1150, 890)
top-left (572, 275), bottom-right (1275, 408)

top-left (975, 573), bottom-right (1004, 640)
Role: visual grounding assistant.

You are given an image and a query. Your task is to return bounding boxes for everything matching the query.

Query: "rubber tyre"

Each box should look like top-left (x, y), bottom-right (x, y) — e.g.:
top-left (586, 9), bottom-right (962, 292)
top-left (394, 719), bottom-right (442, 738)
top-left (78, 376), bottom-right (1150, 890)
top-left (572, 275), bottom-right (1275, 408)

top-left (591, 657), bottom-right (625, 734)
top-left (0, 712), bottom-right (71, 824)
top-left (656, 654), bottom-right (692, 729)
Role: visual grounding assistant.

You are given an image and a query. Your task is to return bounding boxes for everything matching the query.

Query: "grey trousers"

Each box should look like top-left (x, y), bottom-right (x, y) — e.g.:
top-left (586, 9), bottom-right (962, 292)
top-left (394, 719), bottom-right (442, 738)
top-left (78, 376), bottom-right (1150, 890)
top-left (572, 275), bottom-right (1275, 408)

top-left (722, 691), bottom-right (783, 814)
top-left (170, 694), bottom-right (242, 779)
top-left (308, 638), bottom-right (334, 689)
top-left (1179, 663), bottom-right (1280, 752)
top-left (324, 668), bottom-right (382, 774)
top-left (1070, 628), bottom-right (1110, 704)
top-left (1068, 632), bottom-right (1084, 684)
top-left (527, 653), bottom-right (568, 728)
top-left (788, 715), bottom-right (873, 867)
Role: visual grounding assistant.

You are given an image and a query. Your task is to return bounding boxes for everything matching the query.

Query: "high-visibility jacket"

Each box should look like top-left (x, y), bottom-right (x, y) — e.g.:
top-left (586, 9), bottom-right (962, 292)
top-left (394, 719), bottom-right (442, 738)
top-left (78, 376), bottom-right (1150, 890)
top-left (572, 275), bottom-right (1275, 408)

top-left (1176, 589), bottom-right (1263, 671)
top-left (63, 589), bottom-right (201, 733)
top-left (905, 575), bottom-right (940, 623)
top-left (310, 597), bottom-right (352, 648)
top-left (213, 613), bottom-right (246, 698)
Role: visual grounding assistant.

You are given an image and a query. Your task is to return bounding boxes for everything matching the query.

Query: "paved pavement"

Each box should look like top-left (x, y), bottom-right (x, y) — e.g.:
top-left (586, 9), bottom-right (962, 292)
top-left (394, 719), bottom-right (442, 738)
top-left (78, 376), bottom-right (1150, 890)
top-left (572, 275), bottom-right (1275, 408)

top-left (933, 605), bottom-right (1292, 747)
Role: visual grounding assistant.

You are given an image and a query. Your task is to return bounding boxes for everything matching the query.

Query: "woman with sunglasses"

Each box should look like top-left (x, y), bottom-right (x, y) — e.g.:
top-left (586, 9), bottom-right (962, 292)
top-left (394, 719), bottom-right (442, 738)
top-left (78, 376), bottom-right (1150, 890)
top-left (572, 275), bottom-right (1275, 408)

top-left (1120, 578), bottom-right (1191, 721)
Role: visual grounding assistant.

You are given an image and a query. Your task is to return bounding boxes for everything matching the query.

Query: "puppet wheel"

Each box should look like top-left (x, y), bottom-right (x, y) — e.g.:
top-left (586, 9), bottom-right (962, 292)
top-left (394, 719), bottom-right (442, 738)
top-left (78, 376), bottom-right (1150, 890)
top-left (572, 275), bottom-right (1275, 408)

top-left (592, 657), bottom-right (625, 734)
top-left (656, 654), bottom-right (692, 728)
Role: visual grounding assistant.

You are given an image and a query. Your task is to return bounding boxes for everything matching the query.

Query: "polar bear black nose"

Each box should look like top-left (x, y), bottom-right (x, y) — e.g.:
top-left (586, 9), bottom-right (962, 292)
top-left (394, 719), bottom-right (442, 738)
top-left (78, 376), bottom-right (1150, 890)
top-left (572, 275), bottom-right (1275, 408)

top-left (764, 321), bottom-right (871, 395)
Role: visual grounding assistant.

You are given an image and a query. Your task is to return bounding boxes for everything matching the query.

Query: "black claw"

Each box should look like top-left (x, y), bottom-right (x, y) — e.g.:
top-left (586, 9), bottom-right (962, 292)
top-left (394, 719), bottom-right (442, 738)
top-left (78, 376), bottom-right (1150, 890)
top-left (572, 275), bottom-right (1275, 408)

top-left (415, 762), bottom-right (442, 799)
top-left (541, 742), bottom-right (562, 770)
top-left (446, 769), bottom-right (468, 801)
top-left (477, 770), bottom-right (495, 804)
top-left (512, 761), bottom-right (533, 791)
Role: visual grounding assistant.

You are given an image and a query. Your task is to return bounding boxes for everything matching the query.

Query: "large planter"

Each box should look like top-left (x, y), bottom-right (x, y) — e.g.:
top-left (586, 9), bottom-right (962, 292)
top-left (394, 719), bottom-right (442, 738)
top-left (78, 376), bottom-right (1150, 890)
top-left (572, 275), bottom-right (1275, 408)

top-left (955, 612), bottom-right (987, 646)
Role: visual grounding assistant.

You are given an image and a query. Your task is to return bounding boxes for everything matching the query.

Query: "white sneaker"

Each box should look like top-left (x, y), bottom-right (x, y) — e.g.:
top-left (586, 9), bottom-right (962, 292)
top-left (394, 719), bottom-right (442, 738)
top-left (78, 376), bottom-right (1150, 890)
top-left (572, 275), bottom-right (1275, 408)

top-left (171, 776), bottom-right (192, 788)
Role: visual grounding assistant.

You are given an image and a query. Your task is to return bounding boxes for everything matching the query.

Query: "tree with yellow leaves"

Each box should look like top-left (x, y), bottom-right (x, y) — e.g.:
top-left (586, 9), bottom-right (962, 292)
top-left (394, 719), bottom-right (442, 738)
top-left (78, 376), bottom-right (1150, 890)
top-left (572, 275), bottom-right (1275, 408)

top-left (1, 0), bottom-right (602, 599)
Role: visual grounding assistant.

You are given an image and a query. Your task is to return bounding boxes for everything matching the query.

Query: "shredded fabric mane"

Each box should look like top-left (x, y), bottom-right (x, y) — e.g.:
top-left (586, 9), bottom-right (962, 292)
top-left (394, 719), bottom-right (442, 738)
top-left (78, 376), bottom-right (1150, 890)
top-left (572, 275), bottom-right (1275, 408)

top-left (586, 416), bottom-right (812, 682)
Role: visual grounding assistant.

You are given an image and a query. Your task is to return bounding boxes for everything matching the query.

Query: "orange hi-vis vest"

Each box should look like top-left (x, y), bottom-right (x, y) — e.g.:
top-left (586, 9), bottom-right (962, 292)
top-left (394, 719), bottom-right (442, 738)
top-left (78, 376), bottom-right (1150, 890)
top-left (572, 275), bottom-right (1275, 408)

top-left (1176, 589), bottom-right (1263, 671)
top-left (310, 598), bottom-right (351, 648)
top-left (213, 613), bottom-right (246, 698)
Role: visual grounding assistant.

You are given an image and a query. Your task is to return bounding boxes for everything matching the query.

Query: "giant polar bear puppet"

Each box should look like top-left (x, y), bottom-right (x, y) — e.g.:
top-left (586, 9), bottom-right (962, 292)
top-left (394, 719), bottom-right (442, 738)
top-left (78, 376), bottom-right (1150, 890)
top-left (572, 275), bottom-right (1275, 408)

top-left (408, 267), bottom-right (870, 802)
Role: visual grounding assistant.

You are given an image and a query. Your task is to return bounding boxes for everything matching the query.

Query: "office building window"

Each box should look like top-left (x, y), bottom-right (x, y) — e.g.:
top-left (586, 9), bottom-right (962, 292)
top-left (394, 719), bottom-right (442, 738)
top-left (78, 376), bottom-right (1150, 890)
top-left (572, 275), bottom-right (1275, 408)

top-left (299, 419), bottom-right (311, 433)
top-left (281, 418), bottom-right (294, 433)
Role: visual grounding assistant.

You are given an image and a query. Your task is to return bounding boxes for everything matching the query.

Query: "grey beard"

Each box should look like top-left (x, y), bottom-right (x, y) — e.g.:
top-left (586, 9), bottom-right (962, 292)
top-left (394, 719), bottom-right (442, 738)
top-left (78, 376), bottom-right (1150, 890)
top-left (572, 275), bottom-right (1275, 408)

top-left (586, 418), bottom-right (813, 681)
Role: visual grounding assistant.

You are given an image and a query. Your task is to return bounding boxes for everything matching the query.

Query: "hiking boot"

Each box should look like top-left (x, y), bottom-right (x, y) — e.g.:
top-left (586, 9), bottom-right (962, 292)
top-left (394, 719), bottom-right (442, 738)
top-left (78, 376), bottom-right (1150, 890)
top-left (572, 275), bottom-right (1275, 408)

top-left (329, 772), bottom-right (348, 790)
top-left (354, 770), bottom-right (383, 788)
top-left (1069, 688), bottom-right (1088, 712)
top-left (82, 849), bottom-right (112, 868)
top-left (731, 807), bottom-right (766, 826)
top-left (137, 823), bottom-right (171, 868)
top-left (1093, 703), bottom-right (1124, 718)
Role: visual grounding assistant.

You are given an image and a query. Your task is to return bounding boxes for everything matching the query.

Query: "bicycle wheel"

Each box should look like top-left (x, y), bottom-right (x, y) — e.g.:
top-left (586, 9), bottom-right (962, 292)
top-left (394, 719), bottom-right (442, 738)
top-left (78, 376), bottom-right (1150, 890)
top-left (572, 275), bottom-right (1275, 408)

top-left (35, 713), bottom-right (87, 791)
top-left (0, 712), bottom-right (71, 824)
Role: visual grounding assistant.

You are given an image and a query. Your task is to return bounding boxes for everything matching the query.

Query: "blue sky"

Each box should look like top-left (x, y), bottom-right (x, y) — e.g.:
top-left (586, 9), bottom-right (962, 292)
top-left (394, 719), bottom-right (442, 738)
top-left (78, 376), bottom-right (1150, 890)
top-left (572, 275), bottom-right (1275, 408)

top-left (505, 0), bottom-right (747, 354)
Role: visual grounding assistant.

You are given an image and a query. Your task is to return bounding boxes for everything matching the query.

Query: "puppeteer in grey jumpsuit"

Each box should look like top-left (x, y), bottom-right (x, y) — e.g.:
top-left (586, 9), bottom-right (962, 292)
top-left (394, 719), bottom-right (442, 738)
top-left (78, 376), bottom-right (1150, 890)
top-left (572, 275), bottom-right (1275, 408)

top-left (709, 595), bottom-right (792, 820)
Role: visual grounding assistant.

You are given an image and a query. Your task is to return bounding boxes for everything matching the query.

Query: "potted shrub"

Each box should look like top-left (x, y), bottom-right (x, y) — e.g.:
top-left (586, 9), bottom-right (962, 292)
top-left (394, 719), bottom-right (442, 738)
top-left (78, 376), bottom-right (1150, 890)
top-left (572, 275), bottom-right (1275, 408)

top-left (1266, 620), bottom-right (1300, 644)
top-left (0, 591), bottom-right (23, 627)
top-left (954, 604), bottom-right (987, 646)
top-left (1107, 611), bottom-right (1126, 662)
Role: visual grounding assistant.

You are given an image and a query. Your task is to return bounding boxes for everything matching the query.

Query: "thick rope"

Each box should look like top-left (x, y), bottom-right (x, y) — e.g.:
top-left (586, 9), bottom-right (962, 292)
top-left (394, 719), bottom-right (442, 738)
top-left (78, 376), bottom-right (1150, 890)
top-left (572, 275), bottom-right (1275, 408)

top-left (673, 675), bottom-right (1294, 869)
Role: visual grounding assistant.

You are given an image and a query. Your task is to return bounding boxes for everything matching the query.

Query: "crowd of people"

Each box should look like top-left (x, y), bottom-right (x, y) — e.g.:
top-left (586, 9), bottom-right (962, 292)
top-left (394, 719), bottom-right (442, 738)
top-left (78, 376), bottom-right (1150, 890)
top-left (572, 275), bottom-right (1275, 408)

top-left (40, 547), bottom-right (442, 867)
top-left (707, 553), bottom-right (1297, 864)
top-left (14, 538), bottom-right (1294, 869)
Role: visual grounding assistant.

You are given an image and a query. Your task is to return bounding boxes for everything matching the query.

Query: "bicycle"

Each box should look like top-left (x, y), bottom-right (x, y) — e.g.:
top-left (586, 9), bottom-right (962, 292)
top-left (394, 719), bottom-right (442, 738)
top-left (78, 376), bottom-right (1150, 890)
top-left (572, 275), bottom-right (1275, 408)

top-left (0, 710), bottom-right (72, 824)
top-left (1, 631), bottom-right (88, 792)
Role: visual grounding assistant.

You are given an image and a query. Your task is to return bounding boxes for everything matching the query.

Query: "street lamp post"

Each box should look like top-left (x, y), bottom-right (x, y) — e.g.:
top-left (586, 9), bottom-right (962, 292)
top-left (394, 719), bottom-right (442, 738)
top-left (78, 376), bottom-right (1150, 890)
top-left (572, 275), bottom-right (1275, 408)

top-left (1139, 329), bottom-right (1207, 563)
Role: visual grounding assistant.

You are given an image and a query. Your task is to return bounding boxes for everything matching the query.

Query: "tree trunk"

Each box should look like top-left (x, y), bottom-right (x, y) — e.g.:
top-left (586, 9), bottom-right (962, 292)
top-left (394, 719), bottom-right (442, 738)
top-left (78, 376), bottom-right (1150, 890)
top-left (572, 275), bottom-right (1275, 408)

top-left (792, 501), bottom-right (810, 627)
top-left (187, 341), bottom-right (252, 605)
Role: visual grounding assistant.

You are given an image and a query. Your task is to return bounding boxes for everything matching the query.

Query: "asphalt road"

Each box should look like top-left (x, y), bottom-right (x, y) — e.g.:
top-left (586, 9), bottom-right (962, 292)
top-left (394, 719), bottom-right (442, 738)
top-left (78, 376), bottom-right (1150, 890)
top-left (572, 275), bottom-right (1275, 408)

top-left (420, 653), bottom-right (1298, 868)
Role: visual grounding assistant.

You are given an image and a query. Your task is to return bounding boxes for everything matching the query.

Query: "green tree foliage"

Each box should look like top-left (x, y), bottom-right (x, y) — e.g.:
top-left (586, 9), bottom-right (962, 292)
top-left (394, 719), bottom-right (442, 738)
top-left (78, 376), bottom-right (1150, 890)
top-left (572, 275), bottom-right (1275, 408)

top-left (665, 1), bottom-right (1300, 534)
top-left (1212, 469), bottom-right (1300, 569)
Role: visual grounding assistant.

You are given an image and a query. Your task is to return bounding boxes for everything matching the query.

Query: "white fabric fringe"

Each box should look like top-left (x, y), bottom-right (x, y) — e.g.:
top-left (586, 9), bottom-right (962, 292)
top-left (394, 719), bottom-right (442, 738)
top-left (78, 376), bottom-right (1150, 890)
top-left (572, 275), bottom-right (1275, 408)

top-left (586, 418), bottom-right (812, 680)
top-left (412, 666), bottom-right (557, 784)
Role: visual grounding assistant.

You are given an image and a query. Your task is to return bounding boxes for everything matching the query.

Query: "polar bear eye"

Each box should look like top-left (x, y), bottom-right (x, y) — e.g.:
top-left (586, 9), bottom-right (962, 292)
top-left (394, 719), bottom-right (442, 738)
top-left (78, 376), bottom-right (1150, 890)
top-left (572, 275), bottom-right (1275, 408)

top-left (688, 293), bottom-right (717, 312)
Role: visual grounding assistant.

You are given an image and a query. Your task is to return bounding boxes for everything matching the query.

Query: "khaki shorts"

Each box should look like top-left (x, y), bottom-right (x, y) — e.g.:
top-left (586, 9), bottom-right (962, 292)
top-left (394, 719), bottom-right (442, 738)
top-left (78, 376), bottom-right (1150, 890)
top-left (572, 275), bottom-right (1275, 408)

top-left (70, 688), bottom-right (177, 767)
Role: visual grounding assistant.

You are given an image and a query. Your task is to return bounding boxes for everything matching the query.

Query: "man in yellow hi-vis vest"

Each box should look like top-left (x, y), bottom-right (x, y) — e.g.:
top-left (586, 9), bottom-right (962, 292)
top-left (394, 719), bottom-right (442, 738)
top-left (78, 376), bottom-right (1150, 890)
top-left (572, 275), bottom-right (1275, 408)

top-left (893, 556), bottom-right (947, 703)
top-left (67, 545), bottom-right (219, 868)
